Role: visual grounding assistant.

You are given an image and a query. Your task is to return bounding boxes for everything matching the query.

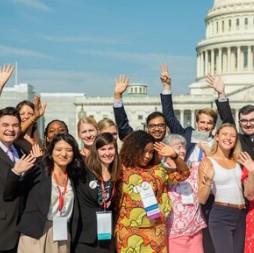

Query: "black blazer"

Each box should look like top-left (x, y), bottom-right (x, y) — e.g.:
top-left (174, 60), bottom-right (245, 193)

top-left (3, 163), bottom-right (78, 240)
top-left (160, 93), bottom-right (196, 161)
top-left (74, 168), bottom-right (114, 245)
top-left (215, 99), bottom-right (254, 159)
top-left (0, 145), bottom-right (24, 251)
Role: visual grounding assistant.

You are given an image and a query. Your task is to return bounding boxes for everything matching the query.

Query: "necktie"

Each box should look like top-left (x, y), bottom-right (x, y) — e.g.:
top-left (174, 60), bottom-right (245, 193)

top-left (7, 147), bottom-right (15, 162)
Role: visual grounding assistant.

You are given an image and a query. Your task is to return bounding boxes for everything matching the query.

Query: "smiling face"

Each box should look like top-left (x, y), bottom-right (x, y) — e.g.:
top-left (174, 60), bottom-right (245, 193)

top-left (239, 111), bottom-right (254, 136)
top-left (0, 115), bottom-right (20, 146)
top-left (19, 104), bottom-right (34, 123)
top-left (46, 121), bottom-right (68, 143)
top-left (52, 140), bottom-right (74, 169)
top-left (97, 143), bottom-right (116, 167)
top-left (196, 113), bottom-right (215, 133)
top-left (78, 122), bottom-right (98, 146)
top-left (215, 126), bottom-right (237, 151)
top-left (147, 116), bottom-right (166, 141)
top-left (138, 142), bottom-right (154, 167)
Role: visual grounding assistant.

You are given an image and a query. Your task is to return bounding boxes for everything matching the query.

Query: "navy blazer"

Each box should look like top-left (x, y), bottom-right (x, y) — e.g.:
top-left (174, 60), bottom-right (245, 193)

top-left (160, 93), bottom-right (196, 161)
top-left (113, 105), bottom-right (133, 141)
top-left (215, 99), bottom-right (254, 159)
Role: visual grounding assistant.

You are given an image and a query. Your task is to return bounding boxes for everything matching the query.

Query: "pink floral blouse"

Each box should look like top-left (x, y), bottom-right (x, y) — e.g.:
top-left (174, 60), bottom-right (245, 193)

top-left (167, 162), bottom-right (206, 238)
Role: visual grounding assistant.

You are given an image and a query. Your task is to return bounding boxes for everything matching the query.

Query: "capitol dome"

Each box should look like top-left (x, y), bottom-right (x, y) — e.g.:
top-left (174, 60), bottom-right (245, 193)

top-left (190, 0), bottom-right (254, 95)
top-left (214, 0), bottom-right (254, 8)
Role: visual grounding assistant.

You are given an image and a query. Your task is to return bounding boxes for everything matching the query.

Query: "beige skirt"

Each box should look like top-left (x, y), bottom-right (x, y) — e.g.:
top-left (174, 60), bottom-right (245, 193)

top-left (18, 221), bottom-right (70, 253)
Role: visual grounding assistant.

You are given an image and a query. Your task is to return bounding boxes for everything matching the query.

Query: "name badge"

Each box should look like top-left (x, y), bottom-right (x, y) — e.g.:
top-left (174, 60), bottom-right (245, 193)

top-left (191, 130), bottom-right (209, 144)
top-left (96, 211), bottom-right (112, 240)
top-left (53, 216), bottom-right (68, 241)
top-left (179, 182), bottom-right (194, 205)
top-left (139, 182), bottom-right (161, 220)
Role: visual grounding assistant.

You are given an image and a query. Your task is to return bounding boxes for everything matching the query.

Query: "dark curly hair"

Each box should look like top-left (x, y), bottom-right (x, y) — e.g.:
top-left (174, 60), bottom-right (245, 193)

top-left (41, 133), bottom-right (85, 179)
top-left (120, 130), bottom-right (155, 168)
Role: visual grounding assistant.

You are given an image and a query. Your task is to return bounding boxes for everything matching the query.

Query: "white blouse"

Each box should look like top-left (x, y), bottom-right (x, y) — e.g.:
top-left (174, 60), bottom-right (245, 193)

top-left (47, 176), bottom-right (74, 221)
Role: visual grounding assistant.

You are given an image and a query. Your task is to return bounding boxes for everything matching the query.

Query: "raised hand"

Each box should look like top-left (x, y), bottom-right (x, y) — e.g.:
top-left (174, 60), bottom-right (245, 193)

top-left (160, 64), bottom-right (171, 90)
top-left (30, 144), bottom-right (43, 158)
top-left (206, 74), bottom-right (225, 97)
top-left (33, 96), bottom-right (47, 119)
top-left (114, 75), bottom-right (129, 101)
top-left (154, 142), bottom-right (177, 158)
top-left (12, 154), bottom-right (36, 175)
top-left (0, 64), bottom-right (15, 94)
top-left (199, 159), bottom-right (214, 184)
top-left (238, 152), bottom-right (254, 175)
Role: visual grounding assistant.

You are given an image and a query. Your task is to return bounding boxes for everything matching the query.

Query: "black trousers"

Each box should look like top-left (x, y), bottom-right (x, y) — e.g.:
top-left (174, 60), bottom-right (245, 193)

top-left (209, 204), bottom-right (246, 253)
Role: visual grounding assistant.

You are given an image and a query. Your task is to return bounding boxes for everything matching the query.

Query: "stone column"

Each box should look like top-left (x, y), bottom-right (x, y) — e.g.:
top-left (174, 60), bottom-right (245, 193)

top-left (235, 109), bottom-right (239, 131)
top-left (227, 47), bottom-right (231, 72)
top-left (218, 48), bottom-right (222, 74)
top-left (197, 53), bottom-right (200, 77)
top-left (205, 50), bottom-right (208, 75)
top-left (191, 110), bottom-right (195, 128)
top-left (180, 110), bottom-right (184, 126)
top-left (237, 46), bottom-right (241, 71)
top-left (248, 46), bottom-right (252, 71)
top-left (211, 49), bottom-right (215, 75)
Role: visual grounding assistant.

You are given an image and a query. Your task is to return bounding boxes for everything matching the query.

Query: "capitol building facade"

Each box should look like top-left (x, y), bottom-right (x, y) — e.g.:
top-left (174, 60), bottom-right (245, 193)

top-left (1, 0), bottom-right (254, 140)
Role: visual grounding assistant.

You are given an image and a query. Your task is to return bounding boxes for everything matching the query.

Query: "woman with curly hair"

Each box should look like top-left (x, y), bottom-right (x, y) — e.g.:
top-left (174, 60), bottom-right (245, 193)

top-left (115, 130), bottom-right (189, 253)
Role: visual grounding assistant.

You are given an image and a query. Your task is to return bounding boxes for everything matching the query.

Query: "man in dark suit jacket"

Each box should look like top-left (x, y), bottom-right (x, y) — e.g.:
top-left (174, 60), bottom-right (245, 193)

top-left (159, 65), bottom-right (217, 161)
top-left (113, 75), bottom-right (168, 142)
top-left (207, 74), bottom-right (254, 159)
top-left (0, 107), bottom-right (25, 253)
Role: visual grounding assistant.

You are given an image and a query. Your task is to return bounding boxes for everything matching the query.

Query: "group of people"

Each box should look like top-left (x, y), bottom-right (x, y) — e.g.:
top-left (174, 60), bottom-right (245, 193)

top-left (0, 63), bottom-right (253, 253)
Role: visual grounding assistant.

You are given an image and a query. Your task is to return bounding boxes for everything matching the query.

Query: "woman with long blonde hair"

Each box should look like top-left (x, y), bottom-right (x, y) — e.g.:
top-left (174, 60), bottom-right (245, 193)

top-left (198, 123), bottom-right (245, 253)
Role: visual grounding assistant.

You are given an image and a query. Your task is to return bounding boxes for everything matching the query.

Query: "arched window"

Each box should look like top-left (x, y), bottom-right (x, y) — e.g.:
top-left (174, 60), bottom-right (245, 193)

top-left (228, 19), bottom-right (232, 31)
top-left (245, 17), bottom-right (248, 29)
top-left (236, 18), bottom-right (240, 30)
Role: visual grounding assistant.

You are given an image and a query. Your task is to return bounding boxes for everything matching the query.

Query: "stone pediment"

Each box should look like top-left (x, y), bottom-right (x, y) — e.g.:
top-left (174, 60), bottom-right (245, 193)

top-left (226, 84), bottom-right (254, 101)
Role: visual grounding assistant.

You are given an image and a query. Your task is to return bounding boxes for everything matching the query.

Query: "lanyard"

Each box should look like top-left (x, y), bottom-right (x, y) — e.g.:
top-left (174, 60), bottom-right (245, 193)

top-left (100, 181), bottom-right (115, 210)
top-left (53, 172), bottom-right (68, 213)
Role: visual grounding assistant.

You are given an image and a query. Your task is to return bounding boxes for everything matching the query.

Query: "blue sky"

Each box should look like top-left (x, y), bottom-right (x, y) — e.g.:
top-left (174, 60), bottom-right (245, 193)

top-left (1, 0), bottom-right (213, 96)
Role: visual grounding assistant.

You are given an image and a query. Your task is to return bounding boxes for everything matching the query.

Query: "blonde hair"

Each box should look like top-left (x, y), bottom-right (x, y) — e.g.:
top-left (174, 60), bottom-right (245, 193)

top-left (209, 123), bottom-right (241, 161)
top-left (98, 118), bottom-right (116, 132)
top-left (77, 116), bottom-right (98, 133)
top-left (196, 108), bottom-right (217, 125)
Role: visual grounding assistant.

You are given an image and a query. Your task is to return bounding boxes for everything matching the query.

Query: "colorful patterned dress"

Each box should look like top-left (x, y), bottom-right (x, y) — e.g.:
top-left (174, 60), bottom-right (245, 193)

top-left (115, 163), bottom-right (189, 253)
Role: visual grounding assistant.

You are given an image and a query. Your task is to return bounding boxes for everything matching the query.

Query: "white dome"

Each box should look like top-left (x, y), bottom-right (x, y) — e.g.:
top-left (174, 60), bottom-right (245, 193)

top-left (214, 0), bottom-right (254, 7)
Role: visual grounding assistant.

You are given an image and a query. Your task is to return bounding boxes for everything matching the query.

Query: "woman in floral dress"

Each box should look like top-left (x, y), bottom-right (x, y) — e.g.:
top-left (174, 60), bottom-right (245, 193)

top-left (115, 130), bottom-right (189, 253)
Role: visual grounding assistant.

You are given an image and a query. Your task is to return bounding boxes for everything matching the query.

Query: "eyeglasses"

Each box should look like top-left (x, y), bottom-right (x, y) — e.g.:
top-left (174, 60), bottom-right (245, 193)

top-left (147, 123), bottom-right (166, 130)
top-left (239, 119), bottom-right (254, 125)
